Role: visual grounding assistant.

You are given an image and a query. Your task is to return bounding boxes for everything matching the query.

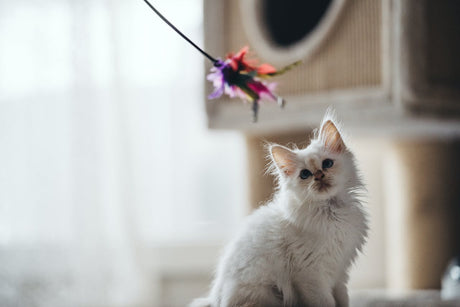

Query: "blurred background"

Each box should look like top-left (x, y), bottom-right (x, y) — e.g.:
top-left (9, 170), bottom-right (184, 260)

top-left (0, 0), bottom-right (246, 306)
top-left (1, 0), bottom-right (460, 306)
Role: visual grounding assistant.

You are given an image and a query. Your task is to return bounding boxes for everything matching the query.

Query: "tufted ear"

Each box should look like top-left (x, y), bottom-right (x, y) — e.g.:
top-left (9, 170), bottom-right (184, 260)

top-left (320, 120), bottom-right (346, 153)
top-left (270, 145), bottom-right (298, 177)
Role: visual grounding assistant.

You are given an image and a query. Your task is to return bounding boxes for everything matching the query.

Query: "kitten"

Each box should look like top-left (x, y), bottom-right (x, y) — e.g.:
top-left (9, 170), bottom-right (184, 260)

top-left (191, 111), bottom-right (368, 307)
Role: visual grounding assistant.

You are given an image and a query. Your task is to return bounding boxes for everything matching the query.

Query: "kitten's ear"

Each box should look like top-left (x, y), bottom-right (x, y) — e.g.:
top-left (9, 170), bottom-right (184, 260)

top-left (320, 120), bottom-right (346, 153)
top-left (270, 145), bottom-right (298, 177)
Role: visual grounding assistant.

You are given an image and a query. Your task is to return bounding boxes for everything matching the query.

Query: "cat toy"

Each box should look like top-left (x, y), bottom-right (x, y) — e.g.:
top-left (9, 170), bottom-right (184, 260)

top-left (142, 0), bottom-right (300, 122)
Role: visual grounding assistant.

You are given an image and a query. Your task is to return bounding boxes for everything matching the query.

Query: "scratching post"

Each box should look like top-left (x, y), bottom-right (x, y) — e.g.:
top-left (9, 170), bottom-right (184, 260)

top-left (384, 139), bottom-right (460, 289)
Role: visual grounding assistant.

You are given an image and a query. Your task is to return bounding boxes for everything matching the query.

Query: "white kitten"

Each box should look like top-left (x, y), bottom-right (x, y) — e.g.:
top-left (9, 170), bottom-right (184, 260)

top-left (191, 112), bottom-right (368, 307)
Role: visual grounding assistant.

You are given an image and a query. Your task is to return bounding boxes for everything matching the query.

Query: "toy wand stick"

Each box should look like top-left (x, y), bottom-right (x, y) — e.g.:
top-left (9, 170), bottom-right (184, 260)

top-left (142, 0), bottom-right (218, 64)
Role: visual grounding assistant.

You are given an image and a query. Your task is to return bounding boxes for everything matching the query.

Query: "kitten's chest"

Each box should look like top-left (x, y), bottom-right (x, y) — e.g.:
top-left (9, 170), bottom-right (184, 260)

top-left (288, 212), bottom-right (363, 275)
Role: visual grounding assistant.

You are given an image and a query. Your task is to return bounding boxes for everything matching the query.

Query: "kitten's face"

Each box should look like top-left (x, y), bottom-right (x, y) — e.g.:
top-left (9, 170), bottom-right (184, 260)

top-left (271, 119), bottom-right (353, 201)
top-left (290, 143), bottom-right (348, 200)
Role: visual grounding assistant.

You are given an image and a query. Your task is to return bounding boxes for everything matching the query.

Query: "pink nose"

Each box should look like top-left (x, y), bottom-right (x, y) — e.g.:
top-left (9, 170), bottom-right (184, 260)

top-left (314, 170), bottom-right (324, 180)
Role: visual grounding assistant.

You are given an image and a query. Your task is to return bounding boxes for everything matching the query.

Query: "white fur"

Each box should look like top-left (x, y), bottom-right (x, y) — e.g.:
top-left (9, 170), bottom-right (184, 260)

top-left (191, 113), bottom-right (368, 307)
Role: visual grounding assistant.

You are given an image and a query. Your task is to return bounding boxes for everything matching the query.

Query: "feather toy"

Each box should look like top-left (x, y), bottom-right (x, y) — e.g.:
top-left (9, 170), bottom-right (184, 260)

top-left (143, 0), bottom-right (300, 122)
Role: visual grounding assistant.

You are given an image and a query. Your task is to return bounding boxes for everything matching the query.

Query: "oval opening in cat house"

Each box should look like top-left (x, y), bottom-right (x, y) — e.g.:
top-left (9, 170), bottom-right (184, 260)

top-left (239, 0), bottom-right (347, 65)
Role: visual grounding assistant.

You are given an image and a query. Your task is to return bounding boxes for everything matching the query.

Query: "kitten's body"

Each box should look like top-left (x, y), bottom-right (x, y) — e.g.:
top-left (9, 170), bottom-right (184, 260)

top-left (191, 113), bottom-right (368, 307)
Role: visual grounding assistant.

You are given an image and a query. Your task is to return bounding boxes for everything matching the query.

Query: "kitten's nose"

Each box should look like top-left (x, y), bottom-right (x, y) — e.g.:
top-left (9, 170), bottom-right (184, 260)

top-left (314, 170), bottom-right (324, 181)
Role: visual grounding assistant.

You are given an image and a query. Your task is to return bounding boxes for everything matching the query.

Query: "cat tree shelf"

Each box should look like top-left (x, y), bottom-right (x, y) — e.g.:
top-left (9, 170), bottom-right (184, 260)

top-left (204, 0), bottom-right (460, 135)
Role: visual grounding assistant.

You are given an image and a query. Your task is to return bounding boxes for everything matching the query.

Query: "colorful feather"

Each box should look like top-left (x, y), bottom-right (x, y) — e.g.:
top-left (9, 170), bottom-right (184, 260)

top-left (207, 47), bottom-right (300, 122)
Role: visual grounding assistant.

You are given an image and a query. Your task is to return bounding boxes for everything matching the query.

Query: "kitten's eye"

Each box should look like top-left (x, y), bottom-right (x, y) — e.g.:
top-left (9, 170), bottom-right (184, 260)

top-left (299, 169), bottom-right (312, 179)
top-left (322, 159), bottom-right (334, 169)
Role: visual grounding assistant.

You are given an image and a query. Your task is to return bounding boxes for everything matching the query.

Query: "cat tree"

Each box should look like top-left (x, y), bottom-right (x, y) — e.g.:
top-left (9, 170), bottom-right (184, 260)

top-left (204, 0), bottom-right (460, 291)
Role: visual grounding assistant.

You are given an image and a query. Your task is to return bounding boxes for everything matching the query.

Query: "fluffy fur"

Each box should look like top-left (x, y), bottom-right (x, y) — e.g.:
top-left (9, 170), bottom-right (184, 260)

top-left (191, 111), bottom-right (368, 307)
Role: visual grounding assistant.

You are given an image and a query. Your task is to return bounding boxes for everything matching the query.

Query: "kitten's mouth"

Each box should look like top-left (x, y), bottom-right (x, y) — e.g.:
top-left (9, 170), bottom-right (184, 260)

top-left (313, 180), bottom-right (331, 192)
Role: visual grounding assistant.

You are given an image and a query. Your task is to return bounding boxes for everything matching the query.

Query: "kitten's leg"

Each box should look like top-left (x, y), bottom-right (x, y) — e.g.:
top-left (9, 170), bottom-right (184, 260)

top-left (222, 291), bottom-right (282, 307)
top-left (296, 280), bottom-right (335, 307)
top-left (220, 283), bottom-right (282, 307)
top-left (333, 283), bottom-right (349, 307)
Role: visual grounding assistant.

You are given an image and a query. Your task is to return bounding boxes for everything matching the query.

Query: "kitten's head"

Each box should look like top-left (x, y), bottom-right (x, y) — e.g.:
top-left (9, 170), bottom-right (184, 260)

top-left (269, 112), bottom-right (359, 201)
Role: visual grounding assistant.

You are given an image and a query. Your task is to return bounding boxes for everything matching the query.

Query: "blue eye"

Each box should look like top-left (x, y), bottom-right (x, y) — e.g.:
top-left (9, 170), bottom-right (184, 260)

top-left (322, 159), bottom-right (334, 169)
top-left (299, 169), bottom-right (312, 179)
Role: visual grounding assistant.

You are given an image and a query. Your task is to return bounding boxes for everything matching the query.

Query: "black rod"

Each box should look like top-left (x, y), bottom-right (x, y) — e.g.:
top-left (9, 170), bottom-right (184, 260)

top-left (142, 0), bottom-right (218, 64)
